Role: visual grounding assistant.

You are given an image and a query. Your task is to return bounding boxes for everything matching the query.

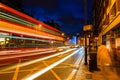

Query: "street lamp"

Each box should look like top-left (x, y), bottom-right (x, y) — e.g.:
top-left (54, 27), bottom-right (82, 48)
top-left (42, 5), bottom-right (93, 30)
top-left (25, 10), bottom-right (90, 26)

top-left (83, 25), bottom-right (92, 65)
top-left (84, 0), bottom-right (87, 65)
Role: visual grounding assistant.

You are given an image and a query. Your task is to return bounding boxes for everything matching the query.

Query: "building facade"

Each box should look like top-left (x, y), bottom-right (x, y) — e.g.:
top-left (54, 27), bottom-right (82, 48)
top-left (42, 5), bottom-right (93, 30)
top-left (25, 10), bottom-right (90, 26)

top-left (92, 0), bottom-right (120, 61)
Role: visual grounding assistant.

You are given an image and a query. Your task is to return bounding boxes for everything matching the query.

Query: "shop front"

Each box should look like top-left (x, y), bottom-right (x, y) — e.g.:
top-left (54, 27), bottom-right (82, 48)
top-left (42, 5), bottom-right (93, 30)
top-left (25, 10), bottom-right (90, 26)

top-left (103, 23), bottom-right (120, 61)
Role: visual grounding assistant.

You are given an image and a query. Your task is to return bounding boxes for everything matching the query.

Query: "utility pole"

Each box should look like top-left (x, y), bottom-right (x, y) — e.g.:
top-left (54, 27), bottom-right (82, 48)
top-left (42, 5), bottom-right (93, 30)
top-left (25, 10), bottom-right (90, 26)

top-left (84, 0), bottom-right (88, 65)
top-left (84, 0), bottom-right (87, 25)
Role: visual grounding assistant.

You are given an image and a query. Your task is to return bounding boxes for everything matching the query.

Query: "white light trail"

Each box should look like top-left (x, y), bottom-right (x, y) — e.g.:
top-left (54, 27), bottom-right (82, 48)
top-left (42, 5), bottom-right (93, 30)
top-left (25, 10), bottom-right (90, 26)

top-left (66, 48), bottom-right (84, 80)
top-left (0, 48), bottom-right (54, 55)
top-left (22, 49), bottom-right (80, 80)
top-left (0, 50), bottom-right (56, 60)
top-left (0, 50), bottom-right (22, 55)
top-left (1, 49), bottom-right (75, 71)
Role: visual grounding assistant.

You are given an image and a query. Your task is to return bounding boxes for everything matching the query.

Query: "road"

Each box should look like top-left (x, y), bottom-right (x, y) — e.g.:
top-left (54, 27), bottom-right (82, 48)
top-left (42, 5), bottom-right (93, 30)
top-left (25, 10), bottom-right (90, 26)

top-left (0, 47), bottom-right (84, 80)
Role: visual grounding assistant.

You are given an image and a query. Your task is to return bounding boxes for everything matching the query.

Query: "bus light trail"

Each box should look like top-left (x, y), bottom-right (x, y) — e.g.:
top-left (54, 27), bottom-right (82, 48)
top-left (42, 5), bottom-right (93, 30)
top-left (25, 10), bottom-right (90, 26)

top-left (0, 50), bottom-right (57, 60)
top-left (0, 48), bottom-right (55, 55)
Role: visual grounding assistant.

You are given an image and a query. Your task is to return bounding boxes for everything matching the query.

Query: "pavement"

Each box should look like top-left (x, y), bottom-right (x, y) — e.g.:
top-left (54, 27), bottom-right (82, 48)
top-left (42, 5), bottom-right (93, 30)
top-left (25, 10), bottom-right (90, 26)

top-left (74, 57), bottom-right (120, 80)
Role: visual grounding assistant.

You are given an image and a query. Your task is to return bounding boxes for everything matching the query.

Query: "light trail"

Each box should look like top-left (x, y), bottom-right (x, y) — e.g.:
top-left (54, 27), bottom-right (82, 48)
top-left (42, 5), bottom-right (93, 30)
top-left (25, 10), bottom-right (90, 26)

top-left (0, 50), bottom-right (22, 54)
top-left (0, 50), bottom-right (57, 60)
top-left (22, 49), bottom-right (80, 80)
top-left (0, 20), bottom-right (64, 41)
top-left (1, 49), bottom-right (75, 71)
top-left (0, 48), bottom-right (54, 55)
top-left (66, 48), bottom-right (84, 80)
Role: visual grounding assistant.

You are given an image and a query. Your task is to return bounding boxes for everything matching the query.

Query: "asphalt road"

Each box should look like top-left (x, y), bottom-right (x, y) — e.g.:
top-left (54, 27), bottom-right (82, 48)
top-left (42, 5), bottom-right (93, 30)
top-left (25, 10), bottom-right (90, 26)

top-left (0, 47), bottom-right (84, 80)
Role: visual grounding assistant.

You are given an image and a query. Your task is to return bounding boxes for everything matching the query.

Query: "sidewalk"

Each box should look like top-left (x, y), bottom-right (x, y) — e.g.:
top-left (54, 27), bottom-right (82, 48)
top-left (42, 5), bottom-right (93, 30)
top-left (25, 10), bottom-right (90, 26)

top-left (74, 58), bottom-right (119, 80)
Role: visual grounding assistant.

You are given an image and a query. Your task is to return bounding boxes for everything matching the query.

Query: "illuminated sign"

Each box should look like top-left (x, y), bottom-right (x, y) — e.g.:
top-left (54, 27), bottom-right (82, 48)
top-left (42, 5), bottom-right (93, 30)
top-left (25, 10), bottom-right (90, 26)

top-left (83, 25), bottom-right (92, 31)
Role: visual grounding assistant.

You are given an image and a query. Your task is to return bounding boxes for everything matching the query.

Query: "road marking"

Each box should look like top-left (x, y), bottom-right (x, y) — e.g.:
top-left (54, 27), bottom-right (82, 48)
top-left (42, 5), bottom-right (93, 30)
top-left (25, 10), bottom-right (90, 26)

top-left (0, 70), bottom-right (26, 74)
top-left (0, 68), bottom-right (42, 74)
top-left (12, 59), bottom-right (21, 80)
top-left (54, 63), bottom-right (78, 69)
top-left (1, 49), bottom-right (74, 72)
top-left (24, 65), bottom-right (43, 78)
top-left (61, 63), bottom-right (76, 67)
top-left (66, 50), bottom-right (84, 80)
top-left (55, 66), bottom-right (74, 68)
top-left (23, 49), bottom-right (80, 80)
top-left (42, 61), bottom-right (62, 80)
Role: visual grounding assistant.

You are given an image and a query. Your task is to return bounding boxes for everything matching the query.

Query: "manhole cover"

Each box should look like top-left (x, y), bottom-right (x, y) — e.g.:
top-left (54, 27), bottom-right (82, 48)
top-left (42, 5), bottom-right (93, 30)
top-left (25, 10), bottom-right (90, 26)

top-left (85, 74), bottom-right (92, 79)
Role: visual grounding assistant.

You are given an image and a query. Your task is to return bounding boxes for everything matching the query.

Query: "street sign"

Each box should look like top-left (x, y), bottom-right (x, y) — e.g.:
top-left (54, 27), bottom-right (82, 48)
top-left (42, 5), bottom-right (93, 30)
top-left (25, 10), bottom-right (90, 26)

top-left (83, 25), bottom-right (92, 31)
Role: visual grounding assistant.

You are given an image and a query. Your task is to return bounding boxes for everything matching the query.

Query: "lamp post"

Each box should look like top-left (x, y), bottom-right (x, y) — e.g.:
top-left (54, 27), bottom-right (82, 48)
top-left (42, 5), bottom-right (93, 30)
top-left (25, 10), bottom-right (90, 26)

top-left (84, 0), bottom-right (87, 65)
top-left (84, 32), bottom-right (88, 65)
top-left (83, 25), bottom-right (92, 65)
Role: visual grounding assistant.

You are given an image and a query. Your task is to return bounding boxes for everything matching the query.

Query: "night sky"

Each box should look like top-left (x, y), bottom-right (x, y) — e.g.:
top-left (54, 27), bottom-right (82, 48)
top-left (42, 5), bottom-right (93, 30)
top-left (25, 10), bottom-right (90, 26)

top-left (22, 0), bottom-right (94, 35)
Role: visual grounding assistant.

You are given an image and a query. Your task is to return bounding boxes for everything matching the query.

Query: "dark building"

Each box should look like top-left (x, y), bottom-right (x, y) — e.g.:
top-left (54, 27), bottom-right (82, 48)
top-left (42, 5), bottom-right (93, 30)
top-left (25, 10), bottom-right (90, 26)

top-left (92, 0), bottom-right (109, 36)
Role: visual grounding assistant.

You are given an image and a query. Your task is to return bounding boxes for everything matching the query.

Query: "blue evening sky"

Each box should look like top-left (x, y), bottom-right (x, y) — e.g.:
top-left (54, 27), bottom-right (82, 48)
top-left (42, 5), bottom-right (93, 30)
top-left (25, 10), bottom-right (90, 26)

top-left (22, 0), bottom-right (94, 35)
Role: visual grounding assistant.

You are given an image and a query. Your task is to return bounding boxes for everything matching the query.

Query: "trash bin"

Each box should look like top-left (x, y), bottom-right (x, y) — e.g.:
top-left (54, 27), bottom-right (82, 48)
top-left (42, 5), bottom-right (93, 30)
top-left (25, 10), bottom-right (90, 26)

top-left (89, 52), bottom-right (97, 71)
top-left (89, 59), bottom-right (94, 72)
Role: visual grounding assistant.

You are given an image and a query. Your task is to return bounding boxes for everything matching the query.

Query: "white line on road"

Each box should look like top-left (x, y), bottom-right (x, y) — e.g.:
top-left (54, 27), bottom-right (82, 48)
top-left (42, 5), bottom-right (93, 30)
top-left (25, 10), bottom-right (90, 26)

top-left (22, 49), bottom-right (81, 80)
